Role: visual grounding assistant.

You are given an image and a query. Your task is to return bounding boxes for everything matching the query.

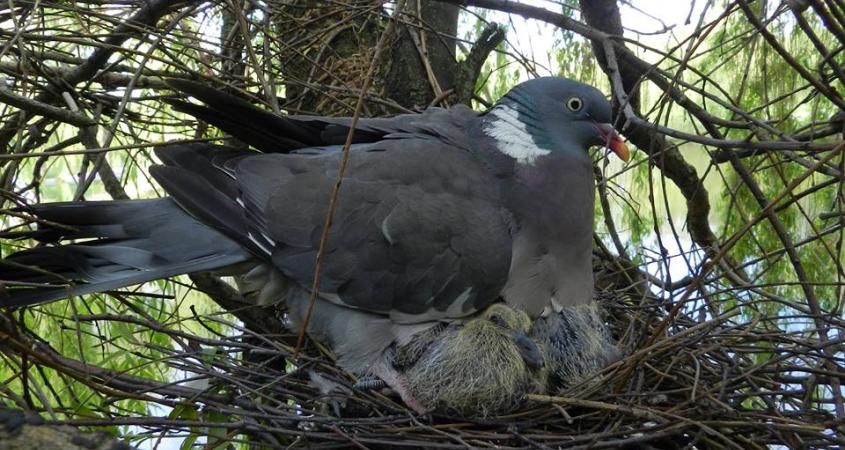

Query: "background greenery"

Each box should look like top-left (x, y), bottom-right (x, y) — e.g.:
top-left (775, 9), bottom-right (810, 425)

top-left (0, 0), bottom-right (842, 448)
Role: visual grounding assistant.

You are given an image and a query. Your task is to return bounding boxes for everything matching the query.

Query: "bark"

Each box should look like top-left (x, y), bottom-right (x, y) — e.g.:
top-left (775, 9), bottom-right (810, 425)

top-left (382, 0), bottom-right (459, 108)
top-left (272, 0), bottom-right (498, 113)
top-left (0, 408), bottom-right (133, 450)
top-left (273, 0), bottom-right (385, 115)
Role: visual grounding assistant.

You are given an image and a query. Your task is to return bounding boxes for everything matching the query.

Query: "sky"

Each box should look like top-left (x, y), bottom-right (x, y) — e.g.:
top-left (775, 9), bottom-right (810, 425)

top-left (483, 0), bottom-right (710, 79)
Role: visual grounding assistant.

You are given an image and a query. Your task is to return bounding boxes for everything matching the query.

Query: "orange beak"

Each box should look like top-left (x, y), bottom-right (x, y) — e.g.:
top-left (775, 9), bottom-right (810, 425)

top-left (596, 123), bottom-right (630, 162)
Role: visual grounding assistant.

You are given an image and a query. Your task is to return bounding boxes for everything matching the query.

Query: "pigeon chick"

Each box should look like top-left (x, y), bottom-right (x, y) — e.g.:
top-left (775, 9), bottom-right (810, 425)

top-left (394, 303), bottom-right (547, 417)
top-left (530, 302), bottom-right (620, 391)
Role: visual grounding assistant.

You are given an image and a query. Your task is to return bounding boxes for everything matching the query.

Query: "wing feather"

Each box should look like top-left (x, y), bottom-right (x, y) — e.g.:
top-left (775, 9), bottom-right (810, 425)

top-left (151, 93), bottom-right (508, 322)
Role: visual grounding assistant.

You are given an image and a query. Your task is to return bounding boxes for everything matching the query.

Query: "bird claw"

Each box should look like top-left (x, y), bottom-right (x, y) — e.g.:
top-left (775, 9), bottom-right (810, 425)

top-left (307, 370), bottom-right (351, 416)
top-left (353, 376), bottom-right (387, 391)
top-left (369, 366), bottom-right (429, 415)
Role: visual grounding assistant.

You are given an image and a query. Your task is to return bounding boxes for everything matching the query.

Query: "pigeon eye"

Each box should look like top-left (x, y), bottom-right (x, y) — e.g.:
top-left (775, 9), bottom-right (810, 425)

top-left (566, 97), bottom-right (583, 112)
top-left (489, 314), bottom-right (507, 327)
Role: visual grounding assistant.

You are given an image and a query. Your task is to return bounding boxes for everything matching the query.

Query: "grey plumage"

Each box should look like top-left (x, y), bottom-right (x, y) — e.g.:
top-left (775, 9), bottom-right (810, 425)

top-left (0, 76), bottom-right (628, 413)
top-left (397, 303), bottom-right (547, 416)
top-left (531, 303), bottom-right (620, 391)
top-left (0, 199), bottom-right (250, 306)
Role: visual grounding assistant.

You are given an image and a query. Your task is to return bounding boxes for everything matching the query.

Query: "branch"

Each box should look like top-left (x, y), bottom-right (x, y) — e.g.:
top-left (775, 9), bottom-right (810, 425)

top-left (0, 0), bottom-right (197, 155)
top-left (575, 0), bottom-right (734, 270)
top-left (453, 22), bottom-right (506, 104)
top-left (0, 407), bottom-right (135, 450)
top-left (189, 272), bottom-right (283, 336)
top-left (0, 87), bottom-right (95, 128)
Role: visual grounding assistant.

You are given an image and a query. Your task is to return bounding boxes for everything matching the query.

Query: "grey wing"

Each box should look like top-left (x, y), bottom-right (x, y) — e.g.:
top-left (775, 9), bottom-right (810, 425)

top-left (154, 82), bottom-right (510, 322)
top-left (151, 137), bottom-right (513, 323)
top-left (241, 139), bottom-right (513, 323)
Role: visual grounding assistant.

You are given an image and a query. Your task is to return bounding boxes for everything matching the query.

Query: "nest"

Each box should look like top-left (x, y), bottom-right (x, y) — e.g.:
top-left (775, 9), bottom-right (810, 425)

top-left (0, 247), bottom-right (839, 450)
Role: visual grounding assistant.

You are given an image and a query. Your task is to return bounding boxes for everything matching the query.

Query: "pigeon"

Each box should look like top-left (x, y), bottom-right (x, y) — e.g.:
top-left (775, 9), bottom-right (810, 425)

top-left (0, 76), bottom-right (629, 412)
top-left (531, 301), bottom-right (621, 391)
top-left (396, 303), bottom-right (548, 416)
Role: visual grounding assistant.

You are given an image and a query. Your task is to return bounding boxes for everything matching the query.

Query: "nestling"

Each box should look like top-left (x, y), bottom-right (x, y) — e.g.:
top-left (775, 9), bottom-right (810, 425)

top-left (395, 303), bottom-right (547, 416)
top-left (531, 302), bottom-right (620, 391)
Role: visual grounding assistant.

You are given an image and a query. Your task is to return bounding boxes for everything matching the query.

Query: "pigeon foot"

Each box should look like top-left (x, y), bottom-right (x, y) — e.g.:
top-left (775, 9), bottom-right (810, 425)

top-left (371, 365), bottom-right (428, 415)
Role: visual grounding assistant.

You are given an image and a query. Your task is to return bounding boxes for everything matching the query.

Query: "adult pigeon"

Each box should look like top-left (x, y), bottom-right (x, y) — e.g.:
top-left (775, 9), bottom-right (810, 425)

top-left (0, 76), bottom-right (628, 411)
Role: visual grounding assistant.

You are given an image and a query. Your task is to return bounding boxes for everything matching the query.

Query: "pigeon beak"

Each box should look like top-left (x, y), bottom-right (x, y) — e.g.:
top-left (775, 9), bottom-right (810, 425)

top-left (596, 123), bottom-right (630, 162)
top-left (512, 329), bottom-right (544, 370)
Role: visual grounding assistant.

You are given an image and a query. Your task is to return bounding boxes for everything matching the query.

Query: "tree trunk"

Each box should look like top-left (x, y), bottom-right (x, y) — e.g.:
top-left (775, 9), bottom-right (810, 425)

top-left (272, 0), bottom-right (459, 115)
top-left (382, 0), bottom-right (459, 109)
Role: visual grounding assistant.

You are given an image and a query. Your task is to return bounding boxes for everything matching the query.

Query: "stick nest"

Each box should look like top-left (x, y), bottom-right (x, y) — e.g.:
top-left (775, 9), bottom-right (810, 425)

top-left (0, 252), bottom-right (838, 449)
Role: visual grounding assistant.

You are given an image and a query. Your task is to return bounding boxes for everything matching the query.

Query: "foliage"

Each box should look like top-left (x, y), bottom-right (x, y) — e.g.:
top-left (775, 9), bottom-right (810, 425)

top-left (0, 0), bottom-right (843, 448)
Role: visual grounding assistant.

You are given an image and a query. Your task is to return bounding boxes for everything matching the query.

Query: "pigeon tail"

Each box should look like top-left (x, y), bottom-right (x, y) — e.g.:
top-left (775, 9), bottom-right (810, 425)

top-left (0, 198), bottom-right (252, 307)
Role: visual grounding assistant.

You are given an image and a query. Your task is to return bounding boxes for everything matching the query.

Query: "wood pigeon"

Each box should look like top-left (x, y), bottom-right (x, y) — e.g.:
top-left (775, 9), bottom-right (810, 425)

top-left (0, 76), bottom-right (628, 412)
top-left (396, 303), bottom-right (548, 416)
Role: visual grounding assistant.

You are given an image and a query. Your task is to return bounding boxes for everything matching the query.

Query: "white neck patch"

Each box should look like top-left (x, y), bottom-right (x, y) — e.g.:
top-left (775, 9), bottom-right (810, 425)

top-left (483, 104), bottom-right (550, 165)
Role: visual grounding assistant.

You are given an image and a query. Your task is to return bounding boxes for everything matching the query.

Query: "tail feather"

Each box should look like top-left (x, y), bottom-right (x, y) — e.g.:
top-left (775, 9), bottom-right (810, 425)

top-left (163, 79), bottom-right (386, 154)
top-left (164, 78), bottom-right (319, 152)
top-left (0, 198), bottom-right (252, 307)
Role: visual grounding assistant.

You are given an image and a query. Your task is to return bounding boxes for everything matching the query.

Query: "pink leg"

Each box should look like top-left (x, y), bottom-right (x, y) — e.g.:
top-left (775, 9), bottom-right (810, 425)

top-left (372, 365), bottom-right (428, 415)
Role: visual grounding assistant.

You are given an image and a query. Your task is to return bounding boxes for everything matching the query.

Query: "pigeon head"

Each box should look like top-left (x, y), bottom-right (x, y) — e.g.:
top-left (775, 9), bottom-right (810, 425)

top-left (401, 303), bottom-right (548, 416)
top-left (465, 303), bottom-right (544, 371)
top-left (483, 76), bottom-right (629, 164)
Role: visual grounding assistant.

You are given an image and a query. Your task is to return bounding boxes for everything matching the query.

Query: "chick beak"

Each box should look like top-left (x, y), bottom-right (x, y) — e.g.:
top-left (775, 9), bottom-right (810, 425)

top-left (595, 123), bottom-right (630, 162)
top-left (512, 330), bottom-right (544, 370)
